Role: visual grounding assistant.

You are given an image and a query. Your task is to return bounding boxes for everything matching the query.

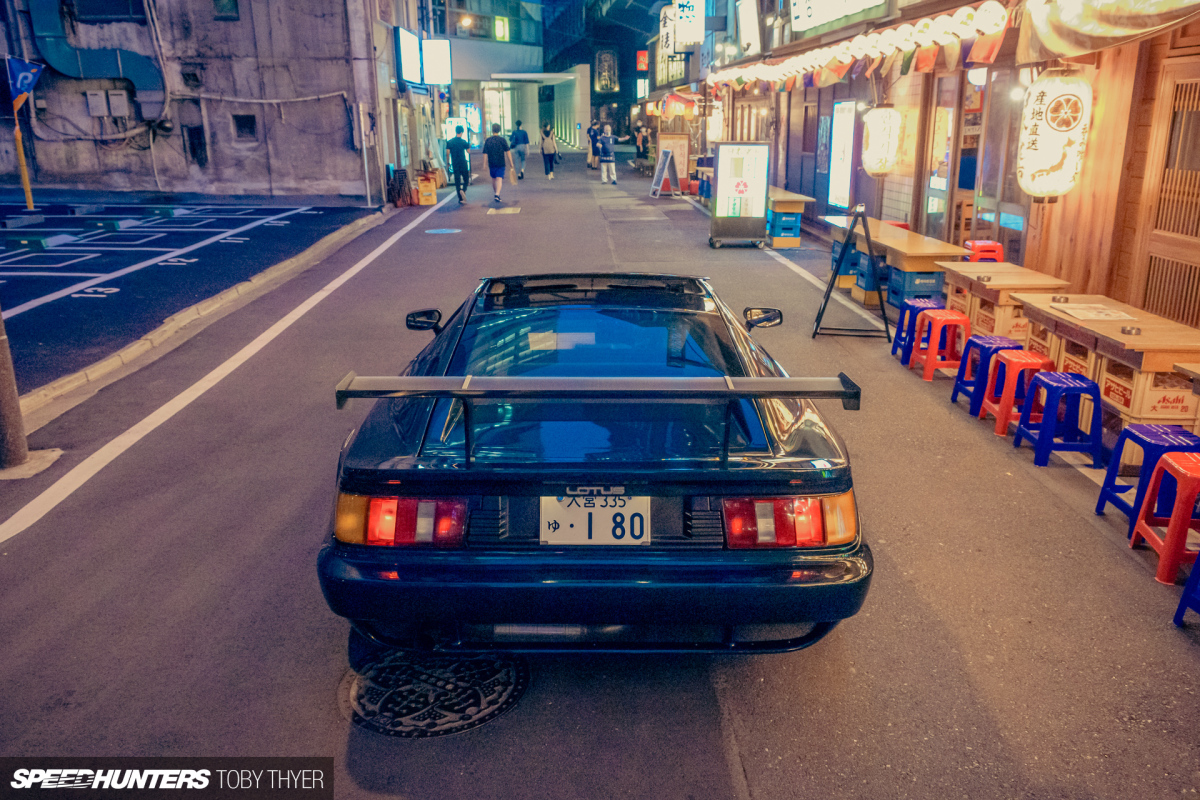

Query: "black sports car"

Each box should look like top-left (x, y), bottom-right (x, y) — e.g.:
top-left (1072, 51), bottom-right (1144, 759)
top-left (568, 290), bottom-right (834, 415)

top-left (319, 274), bottom-right (872, 654)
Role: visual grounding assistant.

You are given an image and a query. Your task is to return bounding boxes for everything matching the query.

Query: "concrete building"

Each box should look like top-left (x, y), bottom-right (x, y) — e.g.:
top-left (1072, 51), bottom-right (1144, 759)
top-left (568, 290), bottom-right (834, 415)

top-left (0, 0), bottom-right (460, 201)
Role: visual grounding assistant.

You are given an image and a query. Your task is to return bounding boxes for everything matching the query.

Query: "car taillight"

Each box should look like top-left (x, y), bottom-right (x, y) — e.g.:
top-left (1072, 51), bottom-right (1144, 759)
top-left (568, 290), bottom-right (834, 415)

top-left (334, 493), bottom-right (466, 547)
top-left (722, 491), bottom-right (856, 548)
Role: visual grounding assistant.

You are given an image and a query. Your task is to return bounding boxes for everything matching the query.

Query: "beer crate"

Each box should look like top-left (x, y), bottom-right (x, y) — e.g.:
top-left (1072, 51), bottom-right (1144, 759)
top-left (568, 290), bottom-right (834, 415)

top-left (1098, 358), bottom-right (1199, 419)
top-left (1057, 339), bottom-right (1100, 380)
top-left (850, 284), bottom-right (882, 307)
top-left (973, 298), bottom-right (1029, 342)
top-left (1026, 320), bottom-right (1060, 363)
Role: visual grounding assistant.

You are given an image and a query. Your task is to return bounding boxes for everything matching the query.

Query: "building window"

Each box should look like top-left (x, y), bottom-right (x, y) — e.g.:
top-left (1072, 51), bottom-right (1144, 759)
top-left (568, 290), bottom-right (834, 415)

top-left (71, 0), bottom-right (146, 23)
top-left (233, 114), bottom-right (257, 139)
top-left (183, 125), bottom-right (208, 167)
top-left (213, 0), bottom-right (239, 20)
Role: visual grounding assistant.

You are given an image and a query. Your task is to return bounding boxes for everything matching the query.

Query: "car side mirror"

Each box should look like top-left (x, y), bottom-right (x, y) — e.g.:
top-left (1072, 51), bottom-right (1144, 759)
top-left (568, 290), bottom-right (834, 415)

top-left (744, 307), bottom-right (783, 330)
top-left (406, 309), bottom-right (442, 333)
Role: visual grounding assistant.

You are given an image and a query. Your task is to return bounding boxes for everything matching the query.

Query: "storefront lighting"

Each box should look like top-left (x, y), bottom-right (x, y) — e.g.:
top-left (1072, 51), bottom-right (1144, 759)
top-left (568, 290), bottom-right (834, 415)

top-left (967, 68), bottom-right (989, 87)
top-left (952, 5), bottom-right (977, 37)
top-left (933, 15), bottom-right (958, 45)
top-left (461, 15), bottom-right (473, 27)
top-left (856, 101), bottom-right (869, 112)
top-left (766, 14), bottom-right (776, 25)
top-left (914, 18), bottom-right (936, 46)
top-left (1016, 68), bottom-right (1092, 199)
top-left (1010, 86), bottom-right (1026, 101)
top-left (861, 105), bottom-right (902, 177)
top-left (895, 23), bottom-right (917, 49)
top-left (974, 0), bottom-right (1008, 35)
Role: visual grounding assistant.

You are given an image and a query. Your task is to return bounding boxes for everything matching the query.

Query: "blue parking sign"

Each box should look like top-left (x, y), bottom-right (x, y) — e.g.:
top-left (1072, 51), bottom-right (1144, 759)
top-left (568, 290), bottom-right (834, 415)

top-left (7, 57), bottom-right (44, 107)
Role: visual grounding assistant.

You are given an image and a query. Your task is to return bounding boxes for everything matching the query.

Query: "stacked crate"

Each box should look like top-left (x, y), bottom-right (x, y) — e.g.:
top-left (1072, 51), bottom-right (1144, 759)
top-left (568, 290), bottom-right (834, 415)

top-left (767, 209), bottom-right (802, 249)
top-left (830, 240), bottom-right (861, 289)
top-left (887, 269), bottom-right (944, 309)
top-left (852, 255), bottom-right (889, 306)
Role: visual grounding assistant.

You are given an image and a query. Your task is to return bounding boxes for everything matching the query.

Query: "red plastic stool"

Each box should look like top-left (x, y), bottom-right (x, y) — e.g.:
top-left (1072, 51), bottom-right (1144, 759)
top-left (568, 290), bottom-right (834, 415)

top-left (909, 309), bottom-right (971, 382)
top-left (965, 240), bottom-right (1004, 262)
top-left (1130, 451), bottom-right (1200, 585)
top-left (978, 350), bottom-right (1053, 436)
top-left (885, 221), bottom-right (911, 230)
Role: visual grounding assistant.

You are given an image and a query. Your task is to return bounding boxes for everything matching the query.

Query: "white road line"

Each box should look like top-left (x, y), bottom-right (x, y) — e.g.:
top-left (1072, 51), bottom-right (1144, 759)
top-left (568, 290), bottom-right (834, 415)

top-left (0, 272), bottom-right (105, 277)
top-left (0, 195), bottom-right (452, 545)
top-left (1, 207), bottom-right (310, 320)
top-left (680, 195), bottom-right (885, 331)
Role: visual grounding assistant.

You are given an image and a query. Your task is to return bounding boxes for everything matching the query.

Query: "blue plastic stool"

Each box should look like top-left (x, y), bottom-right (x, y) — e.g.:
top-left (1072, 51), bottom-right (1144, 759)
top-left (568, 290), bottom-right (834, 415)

top-left (1013, 372), bottom-right (1103, 467)
top-left (892, 298), bottom-right (944, 366)
top-left (1174, 559), bottom-right (1200, 626)
top-left (951, 335), bottom-right (1023, 417)
top-left (1095, 424), bottom-right (1200, 536)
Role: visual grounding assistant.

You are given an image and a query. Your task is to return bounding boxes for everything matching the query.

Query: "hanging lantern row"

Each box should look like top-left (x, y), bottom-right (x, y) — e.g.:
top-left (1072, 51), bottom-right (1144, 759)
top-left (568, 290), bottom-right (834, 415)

top-left (706, 0), bottom-right (1009, 89)
top-left (647, 93), bottom-right (698, 121)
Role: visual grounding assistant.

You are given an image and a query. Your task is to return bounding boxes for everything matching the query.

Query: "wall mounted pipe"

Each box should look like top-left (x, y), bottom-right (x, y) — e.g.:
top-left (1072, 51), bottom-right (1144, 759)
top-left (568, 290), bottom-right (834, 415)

top-left (28, 0), bottom-right (165, 117)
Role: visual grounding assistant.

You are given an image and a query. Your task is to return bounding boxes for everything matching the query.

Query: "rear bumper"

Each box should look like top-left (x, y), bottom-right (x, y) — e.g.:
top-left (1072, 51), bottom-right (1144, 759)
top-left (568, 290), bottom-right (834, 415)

top-left (317, 541), bottom-right (873, 629)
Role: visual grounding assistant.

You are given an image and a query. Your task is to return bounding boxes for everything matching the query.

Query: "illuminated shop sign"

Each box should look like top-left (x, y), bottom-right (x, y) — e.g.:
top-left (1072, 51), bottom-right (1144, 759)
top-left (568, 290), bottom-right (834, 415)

top-left (396, 28), bottom-right (422, 84)
top-left (674, 0), bottom-right (704, 46)
top-left (791, 0), bottom-right (889, 40)
top-left (714, 143), bottom-right (769, 219)
top-left (422, 39), bottom-right (452, 85)
top-left (828, 100), bottom-right (856, 209)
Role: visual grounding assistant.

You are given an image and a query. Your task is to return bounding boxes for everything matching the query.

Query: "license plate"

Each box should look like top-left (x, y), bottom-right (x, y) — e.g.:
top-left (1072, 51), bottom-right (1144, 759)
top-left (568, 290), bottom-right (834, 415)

top-left (539, 496), bottom-right (651, 545)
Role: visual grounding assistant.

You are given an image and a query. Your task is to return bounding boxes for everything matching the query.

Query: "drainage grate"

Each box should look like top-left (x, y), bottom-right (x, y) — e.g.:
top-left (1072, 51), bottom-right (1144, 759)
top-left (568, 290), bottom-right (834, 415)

top-left (350, 652), bottom-right (529, 737)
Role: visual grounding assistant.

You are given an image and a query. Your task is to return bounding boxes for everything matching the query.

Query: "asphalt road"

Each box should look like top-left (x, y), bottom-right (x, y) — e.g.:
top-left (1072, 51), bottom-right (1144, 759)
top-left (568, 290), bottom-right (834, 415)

top-left (1, 152), bottom-right (1198, 799)
top-left (0, 202), bottom-right (372, 392)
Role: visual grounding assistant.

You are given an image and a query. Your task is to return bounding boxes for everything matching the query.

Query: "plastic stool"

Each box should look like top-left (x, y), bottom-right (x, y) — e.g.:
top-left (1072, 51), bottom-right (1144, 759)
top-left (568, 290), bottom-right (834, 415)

top-left (1130, 451), bottom-right (1200, 585)
top-left (979, 350), bottom-right (1054, 436)
top-left (1013, 372), bottom-right (1103, 467)
top-left (892, 298), bottom-right (945, 366)
top-left (1173, 555), bottom-right (1200, 625)
top-left (951, 336), bottom-right (1024, 417)
top-left (965, 240), bottom-right (1004, 262)
top-left (909, 310), bottom-right (971, 381)
top-left (1095, 424), bottom-right (1200, 536)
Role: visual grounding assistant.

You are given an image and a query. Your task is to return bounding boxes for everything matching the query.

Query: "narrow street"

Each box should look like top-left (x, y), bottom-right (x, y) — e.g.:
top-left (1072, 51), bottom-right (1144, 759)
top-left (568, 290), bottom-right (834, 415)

top-left (1, 152), bottom-right (1197, 799)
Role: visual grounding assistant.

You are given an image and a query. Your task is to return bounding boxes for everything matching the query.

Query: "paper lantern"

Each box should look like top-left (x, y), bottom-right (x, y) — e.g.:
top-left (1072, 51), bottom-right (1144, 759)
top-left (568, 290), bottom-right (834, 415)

top-left (974, 0), bottom-right (1008, 35)
top-left (861, 106), bottom-right (903, 177)
top-left (1016, 69), bottom-right (1092, 198)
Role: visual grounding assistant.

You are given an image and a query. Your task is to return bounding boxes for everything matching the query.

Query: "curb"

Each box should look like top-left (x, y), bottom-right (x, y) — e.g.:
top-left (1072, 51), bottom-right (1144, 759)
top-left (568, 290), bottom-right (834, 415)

top-left (19, 206), bottom-right (393, 417)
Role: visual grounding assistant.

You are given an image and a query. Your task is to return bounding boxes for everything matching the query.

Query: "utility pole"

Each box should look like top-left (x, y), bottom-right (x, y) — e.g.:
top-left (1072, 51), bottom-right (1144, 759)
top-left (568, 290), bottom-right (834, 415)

top-left (0, 303), bottom-right (29, 468)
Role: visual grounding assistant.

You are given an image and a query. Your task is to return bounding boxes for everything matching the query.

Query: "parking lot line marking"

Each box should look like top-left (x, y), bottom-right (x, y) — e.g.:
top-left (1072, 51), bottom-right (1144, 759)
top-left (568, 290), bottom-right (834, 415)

top-left (0, 195), bottom-right (452, 545)
top-left (1, 207), bottom-right (308, 321)
top-left (0, 272), bottom-right (105, 277)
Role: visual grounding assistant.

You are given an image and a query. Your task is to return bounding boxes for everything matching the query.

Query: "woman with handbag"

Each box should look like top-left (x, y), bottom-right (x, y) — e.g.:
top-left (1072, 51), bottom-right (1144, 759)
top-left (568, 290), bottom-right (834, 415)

top-left (540, 123), bottom-right (558, 180)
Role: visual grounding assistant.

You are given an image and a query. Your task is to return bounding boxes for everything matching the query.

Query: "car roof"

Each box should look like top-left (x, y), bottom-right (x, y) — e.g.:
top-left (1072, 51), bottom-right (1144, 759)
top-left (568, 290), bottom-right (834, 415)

top-left (475, 273), bottom-right (715, 313)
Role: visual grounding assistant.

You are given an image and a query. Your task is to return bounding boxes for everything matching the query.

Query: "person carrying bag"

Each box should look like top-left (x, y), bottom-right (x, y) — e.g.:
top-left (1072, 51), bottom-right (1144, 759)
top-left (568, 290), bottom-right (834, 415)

top-left (540, 124), bottom-right (558, 180)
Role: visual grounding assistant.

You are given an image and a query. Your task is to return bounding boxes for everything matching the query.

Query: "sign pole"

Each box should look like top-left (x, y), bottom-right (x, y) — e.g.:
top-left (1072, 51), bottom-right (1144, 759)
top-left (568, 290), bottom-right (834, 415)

top-left (12, 97), bottom-right (33, 211)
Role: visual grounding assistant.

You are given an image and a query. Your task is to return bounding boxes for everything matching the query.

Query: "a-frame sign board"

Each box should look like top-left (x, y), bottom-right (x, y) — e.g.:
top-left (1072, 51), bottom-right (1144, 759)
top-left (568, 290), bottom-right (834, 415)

top-left (649, 149), bottom-right (683, 198)
top-left (812, 204), bottom-right (892, 342)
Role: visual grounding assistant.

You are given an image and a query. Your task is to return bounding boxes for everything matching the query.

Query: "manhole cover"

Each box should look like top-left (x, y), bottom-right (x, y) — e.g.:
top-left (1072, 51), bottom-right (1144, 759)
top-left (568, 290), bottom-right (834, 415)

top-left (425, 228), bottom-right (462, 234)
top-left (350, 651), bottom-right (529, 738)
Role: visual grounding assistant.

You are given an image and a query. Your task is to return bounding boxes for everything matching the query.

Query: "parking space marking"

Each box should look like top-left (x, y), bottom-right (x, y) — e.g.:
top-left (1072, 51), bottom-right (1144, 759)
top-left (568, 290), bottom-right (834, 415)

top-left (83, 232), bottom-right (167, 245)
top-left (0, 194), bottom-right (452, 545)
top-left (0, 272), bottom-right (105, 277)
top-left (1, 207), bottom-right (308, 320)
top-left (0, 253), bottom-right (100, 269)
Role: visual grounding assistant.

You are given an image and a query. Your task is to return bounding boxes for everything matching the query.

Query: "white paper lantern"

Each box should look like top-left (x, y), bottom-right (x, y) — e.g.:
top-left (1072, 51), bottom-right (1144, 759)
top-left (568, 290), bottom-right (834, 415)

top-left (975, 0), bottom-right (1009, 35)
top-left (914, 18), bottom-right (937, 46)
top-left (862, 106), bottom-right (903, 177)
top-left (1016, 69), bottom-right (1093, 198)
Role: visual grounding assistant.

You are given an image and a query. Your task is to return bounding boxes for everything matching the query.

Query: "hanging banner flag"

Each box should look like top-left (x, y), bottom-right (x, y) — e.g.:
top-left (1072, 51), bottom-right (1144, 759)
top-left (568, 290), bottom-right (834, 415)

top-left (968, 30), bottom-right (1007, 64)
top-left (941, 39), bottom-right (962, 71)
top-left (915, 44), bottom-right (939, 72)
top-left (637, 50), bottom-right (649, 71)
top-left (785, 75), bottom-right (797, 92)
top-left (900, 48), bottom-right (917, 75)
top-left (864, 54), bottom-right (883, 78)
top-left (851, 56), bottom-right (869, 79)
top-left (880, 49), bottom-right (900, 76)
top-left (674, 0), bottom-right (704, 46)
top-left (830, 60), bottom-right (854, 80)
top-left (6, 57), bottom-right (44, 111)
top-left (960, 38), bottom-right (976, 68)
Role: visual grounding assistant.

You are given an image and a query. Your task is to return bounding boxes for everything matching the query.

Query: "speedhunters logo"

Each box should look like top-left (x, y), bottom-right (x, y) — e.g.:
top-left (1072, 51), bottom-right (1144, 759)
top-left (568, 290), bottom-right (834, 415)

top-left (0, 759), bottom-right (332, 799)
top-left (11, 769), bottom-right (211, 789)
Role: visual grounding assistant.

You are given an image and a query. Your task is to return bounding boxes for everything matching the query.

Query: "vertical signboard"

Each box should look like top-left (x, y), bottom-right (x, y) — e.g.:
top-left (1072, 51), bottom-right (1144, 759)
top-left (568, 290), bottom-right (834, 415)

top-left (636, 50), bottom-right (649, 71)
top-left (735, 0), bottom-right (761, 56)
top-left (675, 0), bottom-right (704, 46)
top-left (595, 50), bottom-right (619, 93)
top-left (421, 39), bottom-right (452, 85)
top-left (828, 100), bottom-right (856, 209)
top-left (659, 6), bottom-right (676, 61)
top-left (396, 28), bottom-right (422, 84)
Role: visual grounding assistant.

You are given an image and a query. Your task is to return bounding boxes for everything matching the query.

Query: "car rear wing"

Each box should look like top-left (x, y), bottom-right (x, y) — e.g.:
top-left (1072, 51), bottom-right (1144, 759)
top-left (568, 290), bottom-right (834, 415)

top-left (335, 372), bottom-right (860, 468)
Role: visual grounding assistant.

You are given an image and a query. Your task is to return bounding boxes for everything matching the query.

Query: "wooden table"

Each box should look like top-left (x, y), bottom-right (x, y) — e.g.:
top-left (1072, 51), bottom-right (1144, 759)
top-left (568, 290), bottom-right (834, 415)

top-left (823, 215), bottom-right (968, 272)
top-left (1177, 363), bottom-right (1200, 435)
top-left (935, 262), bottom-right (1070, 340)
top-left (1013, 293), bottom-right (1200, 422)
top-left (769, 186), bottom-right (815, 214)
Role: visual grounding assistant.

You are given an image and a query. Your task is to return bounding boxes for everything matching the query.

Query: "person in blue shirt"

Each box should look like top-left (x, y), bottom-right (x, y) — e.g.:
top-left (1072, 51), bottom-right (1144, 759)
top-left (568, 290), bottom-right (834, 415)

top-left (510, 121), bottom-right (530, 180)
top-left (597, 123), bottom-right (629, 185)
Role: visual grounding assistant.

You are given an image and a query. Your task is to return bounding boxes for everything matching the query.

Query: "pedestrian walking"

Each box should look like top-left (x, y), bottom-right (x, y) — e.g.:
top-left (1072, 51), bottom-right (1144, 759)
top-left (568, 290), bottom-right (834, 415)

top-left (446, 125), bottom-right (471, 203)
top-left (597, 123), bottom-right (629, 185)
top-left (510, 120), bottom-right (529, 180)
top-left (634, 124), bottom-right (648, 160)
top-left (587, 121), bottom-right (600, 169)
top-left (482, 123), bottom-right (515, 203)
top-left (540, 123), bottom-right (558, 180)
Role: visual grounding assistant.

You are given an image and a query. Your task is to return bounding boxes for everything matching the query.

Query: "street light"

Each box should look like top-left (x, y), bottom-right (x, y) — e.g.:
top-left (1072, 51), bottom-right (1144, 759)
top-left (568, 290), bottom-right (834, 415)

top-left (461, 15), bottom-right (473, 27)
